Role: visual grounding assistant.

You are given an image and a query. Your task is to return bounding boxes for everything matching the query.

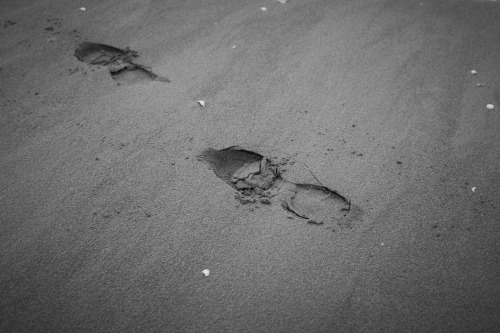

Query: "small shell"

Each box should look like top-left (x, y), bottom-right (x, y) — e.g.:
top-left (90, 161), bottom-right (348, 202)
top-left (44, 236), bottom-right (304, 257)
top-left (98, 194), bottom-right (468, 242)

top-left (261, 7), bottom-right (268, 11)
top-left (79, 7), bottom-right (86, 11)
top-left (470, 70), bottom-right (477, 74)
top-left (202, 269), bottom-right (210, 276)
top-left (197, 100), bottom-right (206, 107)
top-left (486, 104), bottom-right (494, 110)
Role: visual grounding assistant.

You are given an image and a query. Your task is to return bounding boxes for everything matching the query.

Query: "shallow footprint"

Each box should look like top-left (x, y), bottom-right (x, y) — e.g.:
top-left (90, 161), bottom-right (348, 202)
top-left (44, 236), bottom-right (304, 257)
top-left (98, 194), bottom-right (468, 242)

top-left (289, 184), bottom-right (350, 225)
top-left (74, 42), bottom-right (170, 84)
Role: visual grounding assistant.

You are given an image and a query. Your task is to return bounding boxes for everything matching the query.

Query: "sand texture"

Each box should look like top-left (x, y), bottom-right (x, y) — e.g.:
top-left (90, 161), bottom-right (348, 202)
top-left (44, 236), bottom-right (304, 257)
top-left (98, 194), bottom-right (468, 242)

top-left (1, 0), bottom-right (500, 332)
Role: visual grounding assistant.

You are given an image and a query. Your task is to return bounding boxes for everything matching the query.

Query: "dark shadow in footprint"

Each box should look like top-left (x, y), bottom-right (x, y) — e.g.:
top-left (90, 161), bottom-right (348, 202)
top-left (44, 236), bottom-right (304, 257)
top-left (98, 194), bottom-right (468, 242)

top-left (74, 42), bottom-right (170, 84)
top-left (197, 147), bottom-right (270, 190)
top-left (198, 146), bottom-right (362, 228)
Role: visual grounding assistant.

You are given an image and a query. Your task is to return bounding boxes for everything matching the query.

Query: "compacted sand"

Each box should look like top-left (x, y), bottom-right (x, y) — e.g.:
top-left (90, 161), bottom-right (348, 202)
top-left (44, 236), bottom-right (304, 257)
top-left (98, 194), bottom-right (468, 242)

top-left (1, 0), bottom-right (499, 332)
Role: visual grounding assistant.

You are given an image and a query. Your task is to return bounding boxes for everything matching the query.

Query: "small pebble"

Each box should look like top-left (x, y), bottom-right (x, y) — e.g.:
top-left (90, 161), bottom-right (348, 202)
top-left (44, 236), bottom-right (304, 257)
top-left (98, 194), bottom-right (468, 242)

top-left (202, 269), bottom-right (210, 277)
top-left (197, 100), bottom-right (205, 107)
top-left (486, 104), bottom-right (494, 110)
top-left (470, 70), bottom-right (477, 74)
top-left (79, 7), bottom-right (86, 11)
top-left (261, 7), bottom-right (268, 11)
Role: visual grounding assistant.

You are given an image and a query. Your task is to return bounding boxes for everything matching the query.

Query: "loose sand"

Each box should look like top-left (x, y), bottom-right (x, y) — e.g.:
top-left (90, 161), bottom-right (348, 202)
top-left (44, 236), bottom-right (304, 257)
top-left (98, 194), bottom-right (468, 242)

top-left (1, 0), bottom-right (500, 332)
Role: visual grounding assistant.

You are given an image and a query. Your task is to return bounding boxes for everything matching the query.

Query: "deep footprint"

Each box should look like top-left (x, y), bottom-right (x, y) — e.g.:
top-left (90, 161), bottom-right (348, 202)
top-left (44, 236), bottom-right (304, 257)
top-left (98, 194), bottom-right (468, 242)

top-left (74, 42), bottom-right (170, 84)
top-left (198, 146), bottom-right (361, 227)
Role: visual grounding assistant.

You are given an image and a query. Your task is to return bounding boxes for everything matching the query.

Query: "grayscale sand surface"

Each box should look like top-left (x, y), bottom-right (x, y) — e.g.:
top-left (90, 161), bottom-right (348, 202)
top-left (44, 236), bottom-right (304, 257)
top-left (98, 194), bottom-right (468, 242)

top-left (1, 0), bottom-right (500, 332)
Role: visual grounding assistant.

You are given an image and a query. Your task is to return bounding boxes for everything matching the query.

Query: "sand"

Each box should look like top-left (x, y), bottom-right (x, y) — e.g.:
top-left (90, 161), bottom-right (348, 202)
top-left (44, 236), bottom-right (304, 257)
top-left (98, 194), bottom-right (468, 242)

top-left (1, 0), bottom-right (500, 332)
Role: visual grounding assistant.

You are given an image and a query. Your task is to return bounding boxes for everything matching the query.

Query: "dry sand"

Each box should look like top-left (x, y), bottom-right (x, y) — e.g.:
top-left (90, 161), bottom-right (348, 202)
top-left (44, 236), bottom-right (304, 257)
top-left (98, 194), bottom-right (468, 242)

top-left (1, 0), bottom-right (500, 332)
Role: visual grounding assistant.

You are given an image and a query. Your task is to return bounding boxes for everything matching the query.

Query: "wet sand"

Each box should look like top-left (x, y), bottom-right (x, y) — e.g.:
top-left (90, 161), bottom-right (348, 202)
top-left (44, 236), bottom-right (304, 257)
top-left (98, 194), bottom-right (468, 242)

top-left (1, 0), bottom-right (500, 332)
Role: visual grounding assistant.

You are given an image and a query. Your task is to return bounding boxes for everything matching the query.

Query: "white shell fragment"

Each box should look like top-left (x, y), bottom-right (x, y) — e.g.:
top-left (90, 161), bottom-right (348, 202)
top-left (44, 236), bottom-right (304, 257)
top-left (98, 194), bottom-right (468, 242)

top-left (79, 7), bottom-right (86, 11)
top-left (476, 83), bottom-right (486, 87)
top-left (197, 100), bottom-right (206, 107)
top-left (276, 0), bottom-right (288, 3)
top-left (261, 7), bottom-right (268, 11)
top-left (486, 104), bottom-right (494, 110)
top-left (202, 269), bottom-right (210, 277)
top-left (472, 187), bottom-right (476, 192)
top-left (470, 70), bottom-right (477, 74)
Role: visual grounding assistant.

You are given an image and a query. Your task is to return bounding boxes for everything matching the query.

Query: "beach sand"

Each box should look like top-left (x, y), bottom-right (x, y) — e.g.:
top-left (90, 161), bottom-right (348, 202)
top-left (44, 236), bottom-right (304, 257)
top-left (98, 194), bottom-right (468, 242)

top-left (1, 0), bottom-right (499, 331)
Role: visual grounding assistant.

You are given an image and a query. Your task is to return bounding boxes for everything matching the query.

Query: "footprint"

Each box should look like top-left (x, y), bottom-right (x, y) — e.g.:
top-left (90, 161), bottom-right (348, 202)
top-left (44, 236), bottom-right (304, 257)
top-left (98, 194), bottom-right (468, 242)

top-left (74, 42), bottom-right (170, 84)
top-left (198, 146), bottom-right (363, 228)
